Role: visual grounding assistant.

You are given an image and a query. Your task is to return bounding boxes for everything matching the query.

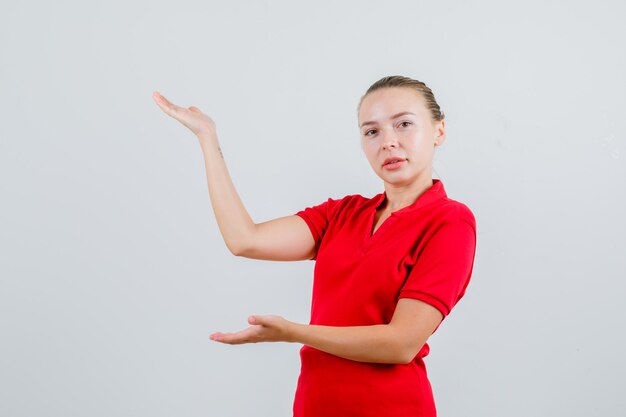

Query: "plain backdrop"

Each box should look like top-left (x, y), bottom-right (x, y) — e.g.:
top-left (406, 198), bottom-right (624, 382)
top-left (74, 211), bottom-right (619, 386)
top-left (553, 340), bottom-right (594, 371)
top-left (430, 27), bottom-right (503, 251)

top-left (1, 1), bottom-right (625, 416)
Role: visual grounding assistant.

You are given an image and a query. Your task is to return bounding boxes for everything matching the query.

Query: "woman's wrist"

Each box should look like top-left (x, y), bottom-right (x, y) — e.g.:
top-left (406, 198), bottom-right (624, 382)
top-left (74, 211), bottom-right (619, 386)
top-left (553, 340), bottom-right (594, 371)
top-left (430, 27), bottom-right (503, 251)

top-left (197, 131), bottom-right (218, 147)
top-left (285, 321), bottom-right (305, 344)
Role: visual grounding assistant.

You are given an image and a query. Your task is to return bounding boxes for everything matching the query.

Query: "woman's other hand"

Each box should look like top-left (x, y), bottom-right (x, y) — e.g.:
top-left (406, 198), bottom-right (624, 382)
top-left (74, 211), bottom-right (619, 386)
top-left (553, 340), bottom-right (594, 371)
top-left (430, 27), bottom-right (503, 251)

top-left (152, 91), bottom-right (217, 139)
top-left (210, 315), bottom-right (295, 345)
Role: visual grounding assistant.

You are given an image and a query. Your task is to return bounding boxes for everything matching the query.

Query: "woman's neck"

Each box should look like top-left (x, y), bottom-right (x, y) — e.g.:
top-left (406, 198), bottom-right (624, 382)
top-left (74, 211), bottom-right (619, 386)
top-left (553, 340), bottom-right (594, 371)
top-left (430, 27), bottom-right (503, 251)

top-left (381, 177), bottom-right (434, 212)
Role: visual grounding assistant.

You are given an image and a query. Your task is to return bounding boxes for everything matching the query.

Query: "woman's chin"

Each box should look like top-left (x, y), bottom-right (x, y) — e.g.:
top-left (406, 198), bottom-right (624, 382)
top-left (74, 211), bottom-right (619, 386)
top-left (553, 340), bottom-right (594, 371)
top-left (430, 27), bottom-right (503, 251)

top-left (380, 174), bottom-right (415, 186)
top-left (378, 167), bottom-right (425, 184)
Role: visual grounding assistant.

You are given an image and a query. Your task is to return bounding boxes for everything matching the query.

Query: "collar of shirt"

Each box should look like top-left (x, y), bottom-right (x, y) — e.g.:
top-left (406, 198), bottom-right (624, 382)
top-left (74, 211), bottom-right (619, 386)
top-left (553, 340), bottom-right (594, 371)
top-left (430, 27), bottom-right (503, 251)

top-left (372, 178), bottom-right (447, 215)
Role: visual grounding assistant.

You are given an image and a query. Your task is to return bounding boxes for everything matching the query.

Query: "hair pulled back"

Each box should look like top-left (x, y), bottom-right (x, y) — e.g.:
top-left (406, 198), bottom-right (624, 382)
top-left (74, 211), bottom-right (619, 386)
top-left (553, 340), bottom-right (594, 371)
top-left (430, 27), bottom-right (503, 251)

top-left (358, 75), bottom-right (445, 122)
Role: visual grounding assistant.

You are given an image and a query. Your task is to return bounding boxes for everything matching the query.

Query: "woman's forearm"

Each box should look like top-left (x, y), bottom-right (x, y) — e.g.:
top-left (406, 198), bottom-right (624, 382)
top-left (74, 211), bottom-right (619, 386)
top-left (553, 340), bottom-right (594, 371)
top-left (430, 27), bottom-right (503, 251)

top-left (289, 322), bottom-right (415, 364)
top-left (197, 133), bottom-right (255, 255)
top-left (152, 93), bottom-right (256, 255)
top-left (210, 301), bottom-right (439, 364)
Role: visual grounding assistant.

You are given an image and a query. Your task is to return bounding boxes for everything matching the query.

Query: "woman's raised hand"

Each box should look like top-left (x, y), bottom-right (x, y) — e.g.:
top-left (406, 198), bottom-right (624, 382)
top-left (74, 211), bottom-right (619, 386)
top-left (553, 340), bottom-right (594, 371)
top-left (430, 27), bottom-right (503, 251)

top-left (152, 91), bottom-right (217, 139)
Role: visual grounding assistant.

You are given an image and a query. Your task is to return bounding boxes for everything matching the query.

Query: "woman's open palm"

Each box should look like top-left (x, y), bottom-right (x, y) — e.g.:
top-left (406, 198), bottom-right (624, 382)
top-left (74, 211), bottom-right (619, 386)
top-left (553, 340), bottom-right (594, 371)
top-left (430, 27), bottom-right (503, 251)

top-left (152, 91), bottom-right (216, 138)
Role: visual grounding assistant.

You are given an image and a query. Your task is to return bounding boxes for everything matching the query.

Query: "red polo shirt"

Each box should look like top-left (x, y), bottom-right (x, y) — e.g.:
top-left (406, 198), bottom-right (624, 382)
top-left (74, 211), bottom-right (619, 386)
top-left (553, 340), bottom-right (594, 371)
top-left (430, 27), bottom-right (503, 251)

top-left (292, 179), bottom-right (477, 417)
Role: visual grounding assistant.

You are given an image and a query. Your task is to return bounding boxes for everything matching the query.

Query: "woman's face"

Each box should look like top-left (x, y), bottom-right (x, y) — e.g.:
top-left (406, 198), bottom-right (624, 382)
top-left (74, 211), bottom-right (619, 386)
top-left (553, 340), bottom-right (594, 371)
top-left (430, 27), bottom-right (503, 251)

top-left (358, 87), bottom-right (445, 187)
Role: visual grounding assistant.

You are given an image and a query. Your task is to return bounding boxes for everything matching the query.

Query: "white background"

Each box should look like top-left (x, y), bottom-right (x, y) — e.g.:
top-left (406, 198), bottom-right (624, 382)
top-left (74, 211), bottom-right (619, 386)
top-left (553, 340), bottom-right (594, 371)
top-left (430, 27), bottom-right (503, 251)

top-left (1, 1), bottom-right (625, 416)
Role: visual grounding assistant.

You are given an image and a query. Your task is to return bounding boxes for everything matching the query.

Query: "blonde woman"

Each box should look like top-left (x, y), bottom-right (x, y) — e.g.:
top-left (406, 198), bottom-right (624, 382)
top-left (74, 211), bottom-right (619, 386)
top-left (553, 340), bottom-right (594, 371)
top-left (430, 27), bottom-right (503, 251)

top-left (153, 75), bottom-right (477, 417)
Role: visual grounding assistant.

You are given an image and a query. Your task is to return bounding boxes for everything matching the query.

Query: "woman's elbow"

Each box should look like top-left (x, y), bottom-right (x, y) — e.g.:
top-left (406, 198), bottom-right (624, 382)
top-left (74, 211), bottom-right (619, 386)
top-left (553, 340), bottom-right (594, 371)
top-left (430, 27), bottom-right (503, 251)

top-left (227, 241), bottom-right (248, 257)
top-left (230, 247), bottom-right (243, 257)
top-left (381, 341), bottom-right (421, 365)
top-left (394, 338), bottom-right (427, 364)
top-left (395, 350), bottom-right (418, 365)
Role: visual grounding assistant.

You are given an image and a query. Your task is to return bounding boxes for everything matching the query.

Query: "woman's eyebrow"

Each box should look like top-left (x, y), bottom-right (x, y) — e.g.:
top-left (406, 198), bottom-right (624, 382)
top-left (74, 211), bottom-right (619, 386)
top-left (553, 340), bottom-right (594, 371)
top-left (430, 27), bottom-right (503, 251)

top-left (359, 111), bottom-right (416, 128)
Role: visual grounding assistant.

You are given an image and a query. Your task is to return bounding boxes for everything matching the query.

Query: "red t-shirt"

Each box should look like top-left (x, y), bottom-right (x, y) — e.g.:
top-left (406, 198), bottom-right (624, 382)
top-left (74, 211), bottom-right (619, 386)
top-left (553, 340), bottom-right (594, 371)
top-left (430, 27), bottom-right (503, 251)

top-left (292, 179), bottom-right (477, 417)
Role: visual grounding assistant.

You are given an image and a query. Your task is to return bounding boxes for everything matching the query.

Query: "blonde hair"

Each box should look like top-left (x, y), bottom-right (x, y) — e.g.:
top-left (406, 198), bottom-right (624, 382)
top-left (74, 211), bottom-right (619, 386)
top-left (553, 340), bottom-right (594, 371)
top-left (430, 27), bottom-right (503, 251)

top-left (357, 75), bottom-right (445, 122)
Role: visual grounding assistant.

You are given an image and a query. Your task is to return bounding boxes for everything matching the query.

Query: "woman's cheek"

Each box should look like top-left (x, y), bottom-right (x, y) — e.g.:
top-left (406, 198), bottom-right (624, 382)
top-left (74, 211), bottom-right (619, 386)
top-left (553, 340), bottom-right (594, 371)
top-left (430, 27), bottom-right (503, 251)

top-left (364, 140), bottom-right (378, 154)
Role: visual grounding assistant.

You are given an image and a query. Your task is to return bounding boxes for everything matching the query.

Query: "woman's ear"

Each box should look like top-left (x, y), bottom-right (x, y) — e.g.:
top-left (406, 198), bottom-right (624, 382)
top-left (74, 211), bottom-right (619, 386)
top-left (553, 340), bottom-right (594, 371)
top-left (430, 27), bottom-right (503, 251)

top-left (434, 119), bottom-right (446, 146)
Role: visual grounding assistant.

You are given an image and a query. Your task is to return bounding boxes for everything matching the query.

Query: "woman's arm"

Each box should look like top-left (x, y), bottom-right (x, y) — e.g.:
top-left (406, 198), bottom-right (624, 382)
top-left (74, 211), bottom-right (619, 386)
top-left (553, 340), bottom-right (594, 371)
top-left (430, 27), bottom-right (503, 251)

top-left (153, 92), bottom-right (316, 261)
top-left (199, 135), bottom-right (317, 260)
top-left (209, 298), bottom-right (444, 364)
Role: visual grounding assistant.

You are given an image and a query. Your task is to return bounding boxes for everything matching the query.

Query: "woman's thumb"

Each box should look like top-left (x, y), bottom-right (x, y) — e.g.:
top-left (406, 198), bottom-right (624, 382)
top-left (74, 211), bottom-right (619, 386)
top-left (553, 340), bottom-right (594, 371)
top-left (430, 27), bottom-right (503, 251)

top-left (189, 106), bottom-right (201, 113)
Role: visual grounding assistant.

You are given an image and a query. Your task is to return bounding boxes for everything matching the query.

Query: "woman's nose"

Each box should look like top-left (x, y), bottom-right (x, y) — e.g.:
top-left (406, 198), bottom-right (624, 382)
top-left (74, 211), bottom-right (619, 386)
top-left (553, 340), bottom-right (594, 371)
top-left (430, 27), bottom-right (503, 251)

top-left (382, 131), bottom-right (399, 149)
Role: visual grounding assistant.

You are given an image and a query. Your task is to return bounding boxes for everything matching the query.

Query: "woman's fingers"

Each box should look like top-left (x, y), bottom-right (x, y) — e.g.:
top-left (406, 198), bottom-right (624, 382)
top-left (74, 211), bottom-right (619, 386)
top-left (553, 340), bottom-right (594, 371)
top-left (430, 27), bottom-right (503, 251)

top-left (153, 91), bottom-right (180, 115)
top-left (210, 315), bottom-right (290, 345)
top-left (210, 326), bottom-right (260, 345)
top-left (152, 91), bottom-right (216, 137)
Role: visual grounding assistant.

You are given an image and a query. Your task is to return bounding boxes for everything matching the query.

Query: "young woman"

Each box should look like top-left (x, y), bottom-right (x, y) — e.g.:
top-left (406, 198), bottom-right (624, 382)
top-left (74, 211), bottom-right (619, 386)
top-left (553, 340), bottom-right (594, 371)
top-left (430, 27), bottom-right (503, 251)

top-left (153, 75), bottom-right (477, 417)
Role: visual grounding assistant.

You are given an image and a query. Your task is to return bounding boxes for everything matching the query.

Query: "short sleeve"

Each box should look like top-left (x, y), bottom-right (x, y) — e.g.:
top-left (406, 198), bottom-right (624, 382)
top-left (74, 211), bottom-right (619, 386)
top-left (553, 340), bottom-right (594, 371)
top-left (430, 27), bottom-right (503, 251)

top-left (295, 197), bottom-right (341, 260)
top-left (399, 221), bottom-right (477, 318)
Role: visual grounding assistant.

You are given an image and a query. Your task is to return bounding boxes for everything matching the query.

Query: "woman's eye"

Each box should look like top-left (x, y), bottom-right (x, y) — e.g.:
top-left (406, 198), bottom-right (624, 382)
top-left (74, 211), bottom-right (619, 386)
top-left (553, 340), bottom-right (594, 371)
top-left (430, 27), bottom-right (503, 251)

top-left (365, 129), bottom-right (377, 136)
top-left (399, 121), bottom-right (412, 128)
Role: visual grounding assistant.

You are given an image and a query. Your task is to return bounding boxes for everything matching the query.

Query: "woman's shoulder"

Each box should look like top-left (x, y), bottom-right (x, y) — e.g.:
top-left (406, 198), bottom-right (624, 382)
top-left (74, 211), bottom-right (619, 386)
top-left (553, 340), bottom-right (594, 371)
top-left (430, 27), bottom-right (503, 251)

top-left (337, 191), bottom-right (383, 210)
top-left (311, 192), bottom-right (380, 221)
top-left (318, 191), bottom-right (380, 206)
top-left (437, 196), bottom-right (476, 229)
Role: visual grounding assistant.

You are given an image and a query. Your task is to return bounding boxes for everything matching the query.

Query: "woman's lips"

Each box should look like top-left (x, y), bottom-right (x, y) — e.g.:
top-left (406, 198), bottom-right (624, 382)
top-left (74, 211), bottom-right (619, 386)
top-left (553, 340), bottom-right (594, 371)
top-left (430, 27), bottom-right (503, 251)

top-left (383, 159), bottom-right (406, 170)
